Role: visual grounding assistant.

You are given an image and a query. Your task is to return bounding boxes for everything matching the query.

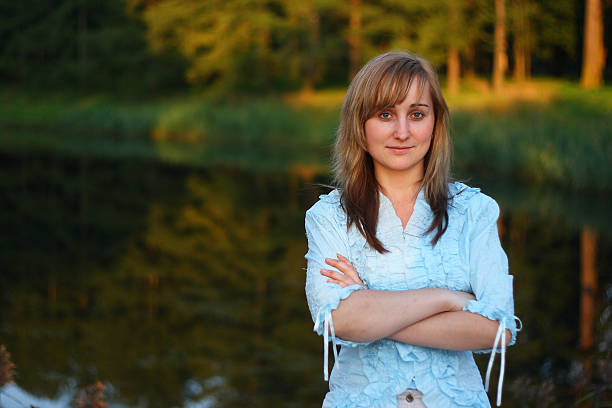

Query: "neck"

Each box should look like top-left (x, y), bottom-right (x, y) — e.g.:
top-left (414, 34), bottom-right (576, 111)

top-left (375, 166), bottom-right (424, 203)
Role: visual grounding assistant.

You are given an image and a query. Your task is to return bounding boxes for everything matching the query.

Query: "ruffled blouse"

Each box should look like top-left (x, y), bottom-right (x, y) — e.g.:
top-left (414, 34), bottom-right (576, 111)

top-left (304, 182), bottom-right (521, 408)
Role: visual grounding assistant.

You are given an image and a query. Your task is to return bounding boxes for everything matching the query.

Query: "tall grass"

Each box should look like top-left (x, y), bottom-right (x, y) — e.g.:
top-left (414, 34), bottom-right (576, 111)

top-left (0, 91), bottom-right (337, 173)
top-left (452, 82), bottom-right (612, 192)
top-left (0, 81), bottom-right (610, 192)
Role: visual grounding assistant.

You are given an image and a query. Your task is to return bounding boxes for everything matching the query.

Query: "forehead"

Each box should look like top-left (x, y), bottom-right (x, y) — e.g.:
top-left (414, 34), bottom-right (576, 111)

top-left (401, 79), bottom-right (432, 105)
top-left (373, 73), bottom-right (431, 109)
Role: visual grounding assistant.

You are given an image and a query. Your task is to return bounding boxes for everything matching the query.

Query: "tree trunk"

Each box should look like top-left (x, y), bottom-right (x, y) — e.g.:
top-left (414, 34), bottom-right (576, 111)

top-left (513, 41), bottom-right (526, 81)
top-left (512, 0), bottom-right (527, 81)
top-left (581, 0), bottom-right (605, 88)
top-left (303, 8), bottom-right (321, 92)
top-left (580, 227), bottom-right (598, 351)
top-left (348, 0), bottom-right (362, 80)
top-left (447, 46), bottom-right (460, 95)
top-left (447, 2), bottom-right (461, 95)
top-left (78, 0), bottom-right (88, 88)
top-left (579, 226), bottom-right (598, 398)
top-left (493, 0), bottom-right (507, 92)
top-left (464, 44), bottom-right (476, 80)
top-left (525, 47), bottom-right (531, 80)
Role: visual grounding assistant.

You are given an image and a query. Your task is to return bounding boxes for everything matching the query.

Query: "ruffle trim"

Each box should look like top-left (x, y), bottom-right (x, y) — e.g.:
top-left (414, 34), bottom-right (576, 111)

top-left (448, 182), bottom-right (482, 214)
top-left (328, 346), bottom-right (490, 408)
top-left (416, 355), bottom-right (491, 407)
top-left (464, 300), bottom-right (521, 348)
top-left (319, 186), bottom-right (480, 293)
top-left (318, 189), bottom-right (341, 204)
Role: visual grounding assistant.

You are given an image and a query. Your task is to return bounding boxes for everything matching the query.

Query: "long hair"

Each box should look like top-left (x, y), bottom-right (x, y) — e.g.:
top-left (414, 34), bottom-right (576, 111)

top-left (332, 51), bottom-right (451, 253)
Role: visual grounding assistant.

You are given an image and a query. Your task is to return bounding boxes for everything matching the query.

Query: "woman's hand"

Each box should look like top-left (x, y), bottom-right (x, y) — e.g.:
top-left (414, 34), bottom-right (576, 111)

top-left (321, 254), bottom-right (365, 288)
top-left (447, 290), bottom-right (476, 312)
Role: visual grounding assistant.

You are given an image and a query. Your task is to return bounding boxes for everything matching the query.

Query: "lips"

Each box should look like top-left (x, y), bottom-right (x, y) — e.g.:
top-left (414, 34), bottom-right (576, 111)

top-left (386, 146), bottom-right (415, 153)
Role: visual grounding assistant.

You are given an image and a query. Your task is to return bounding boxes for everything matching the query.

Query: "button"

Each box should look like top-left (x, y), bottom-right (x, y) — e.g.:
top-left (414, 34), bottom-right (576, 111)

top-left (405, 393), bottom-right (414, 402)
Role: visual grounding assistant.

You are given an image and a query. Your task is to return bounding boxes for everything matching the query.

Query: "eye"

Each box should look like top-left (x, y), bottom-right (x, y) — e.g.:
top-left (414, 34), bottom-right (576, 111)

top-left (410, 111), bottom-right (425, 120)
top-left (378, 111), bottom-right (392, 120)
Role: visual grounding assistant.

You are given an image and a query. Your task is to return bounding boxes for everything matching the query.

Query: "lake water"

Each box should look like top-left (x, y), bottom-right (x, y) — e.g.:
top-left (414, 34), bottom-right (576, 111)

top-left (1, 152), bottom-right (611, 407)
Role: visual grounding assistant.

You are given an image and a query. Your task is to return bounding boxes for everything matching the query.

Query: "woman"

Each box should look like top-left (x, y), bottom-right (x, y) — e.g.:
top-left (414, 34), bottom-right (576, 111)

top-left (304, 51), bottom-right (521, 408)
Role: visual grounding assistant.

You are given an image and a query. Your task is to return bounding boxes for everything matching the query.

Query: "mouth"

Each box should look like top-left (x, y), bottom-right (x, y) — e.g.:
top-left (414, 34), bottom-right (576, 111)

top-left (386, 146), bottom-right (414, 153)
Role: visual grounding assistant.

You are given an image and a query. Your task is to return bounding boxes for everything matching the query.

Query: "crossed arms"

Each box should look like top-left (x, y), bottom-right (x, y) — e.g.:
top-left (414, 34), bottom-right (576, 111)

top-left (321, 255), bottom-right (512, 349)
top-left (304, 201), bottom-right (517, 351)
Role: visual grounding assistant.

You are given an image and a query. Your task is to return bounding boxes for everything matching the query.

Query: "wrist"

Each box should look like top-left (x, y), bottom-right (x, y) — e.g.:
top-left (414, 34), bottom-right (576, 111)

top-left (426, 288), bottom-right (454, 313)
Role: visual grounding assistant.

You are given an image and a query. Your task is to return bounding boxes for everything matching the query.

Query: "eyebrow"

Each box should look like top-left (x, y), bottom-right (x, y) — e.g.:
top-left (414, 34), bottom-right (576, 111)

top-left (381, 103), bottom-right (431, 110)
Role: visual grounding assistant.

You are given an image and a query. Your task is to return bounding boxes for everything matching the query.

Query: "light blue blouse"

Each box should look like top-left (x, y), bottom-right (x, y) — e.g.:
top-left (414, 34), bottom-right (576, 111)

top-left (304, 182), bottom-right (521, 408)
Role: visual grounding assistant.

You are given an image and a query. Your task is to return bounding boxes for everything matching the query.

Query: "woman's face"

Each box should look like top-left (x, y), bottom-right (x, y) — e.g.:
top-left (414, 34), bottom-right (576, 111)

top-left (364, 81), bottom-right (435, 182)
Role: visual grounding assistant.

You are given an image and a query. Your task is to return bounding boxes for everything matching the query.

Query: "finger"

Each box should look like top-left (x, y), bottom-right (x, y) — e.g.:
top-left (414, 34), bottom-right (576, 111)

top-left (326, 258), bottom-right (353, 275)
top-left (326, 257), bottom-right (355, 275)
top-left (321, 269), bottom-right (351, 283)
top-left (320, 269), bottom-right (342, 279)
top-left (321, 269), bottom-right (357, 287)
top-left (325, 257), bottom-right (343, 268)
top-left (324, 273), bottom-right (348, 287)
top-left (336, 253), bottom-right (353, 265)
top-left (334, 261), bottom-right (359, 281)
top-left (327, 279), bottom-right (347, 288)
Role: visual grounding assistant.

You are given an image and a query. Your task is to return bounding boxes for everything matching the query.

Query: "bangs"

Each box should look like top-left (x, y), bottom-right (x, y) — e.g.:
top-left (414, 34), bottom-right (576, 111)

top-left (366, 63), bottom-right (428, 118)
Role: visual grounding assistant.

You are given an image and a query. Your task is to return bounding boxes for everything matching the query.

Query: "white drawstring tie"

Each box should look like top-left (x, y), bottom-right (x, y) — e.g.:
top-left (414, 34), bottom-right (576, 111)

top-left (314, 310), bottom-right (339, 381)
top-left (485, 316), bottom-right (522, 406)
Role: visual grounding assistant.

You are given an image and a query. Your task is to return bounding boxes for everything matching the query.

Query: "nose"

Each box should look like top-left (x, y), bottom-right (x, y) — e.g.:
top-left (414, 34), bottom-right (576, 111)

top-left (394, 117), bottom-right (410, 141)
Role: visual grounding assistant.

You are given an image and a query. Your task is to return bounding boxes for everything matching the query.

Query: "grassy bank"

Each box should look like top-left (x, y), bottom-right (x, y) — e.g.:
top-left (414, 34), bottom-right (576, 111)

top-left (0, 91), bottom-right (338, 173)
top-left (450, 81), bottom-right (612, 193)
top-left (0, 80), bottom-right (610, 192)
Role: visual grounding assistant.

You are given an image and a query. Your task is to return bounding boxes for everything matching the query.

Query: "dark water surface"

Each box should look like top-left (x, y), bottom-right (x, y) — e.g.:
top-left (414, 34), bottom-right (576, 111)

top-left (1, 153), bottom-right (611, 407)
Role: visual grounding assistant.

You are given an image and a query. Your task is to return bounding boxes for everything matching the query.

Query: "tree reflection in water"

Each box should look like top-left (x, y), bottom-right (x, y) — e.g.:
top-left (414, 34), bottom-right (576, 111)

top-left (0, 153), bottom-right (611, 407)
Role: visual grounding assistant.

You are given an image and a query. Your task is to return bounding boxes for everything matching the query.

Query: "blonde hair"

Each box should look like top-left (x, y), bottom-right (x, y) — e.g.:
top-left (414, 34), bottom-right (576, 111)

top-left (333, 51), bottom-right (451, 252)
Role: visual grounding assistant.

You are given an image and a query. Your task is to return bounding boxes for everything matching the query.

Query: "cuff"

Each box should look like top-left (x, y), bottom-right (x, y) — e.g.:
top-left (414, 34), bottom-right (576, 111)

top-left (313, 283), bottom-right (370, 347)
top-left (312, 284), bottom-right (369, 381)
top-left (463, 299), bottom-right (521, 353)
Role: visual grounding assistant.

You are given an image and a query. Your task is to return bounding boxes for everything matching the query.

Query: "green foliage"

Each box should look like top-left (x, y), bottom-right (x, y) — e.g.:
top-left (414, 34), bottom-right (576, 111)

top-left (139, 0), bottom-right (291, 93)
top-left (452, 83), bottom-right (612, 192)
top-left (0, 0), bottom-right (590, 95)
top-left (508, 0), bottom-right (577, 74)
top-left (0, 0), bottom-right (187, 94)
top-left (364, 0), bottom-right (489, 67)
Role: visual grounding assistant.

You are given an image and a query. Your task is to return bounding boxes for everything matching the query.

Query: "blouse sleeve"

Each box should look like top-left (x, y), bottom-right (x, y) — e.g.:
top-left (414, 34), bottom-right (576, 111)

top-left (462, 195), bottom-right (522, 406)
top-left (304, 201), bottom-right (370, 380)
top-left (463, 195), bottom-right (520, 351)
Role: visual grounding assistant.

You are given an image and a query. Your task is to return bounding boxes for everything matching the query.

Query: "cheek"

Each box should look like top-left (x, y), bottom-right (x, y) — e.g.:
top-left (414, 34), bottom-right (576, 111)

top-left (416, 120), bottom-right (435, 144)
top-left (364, 121), bottom-right (383, 148)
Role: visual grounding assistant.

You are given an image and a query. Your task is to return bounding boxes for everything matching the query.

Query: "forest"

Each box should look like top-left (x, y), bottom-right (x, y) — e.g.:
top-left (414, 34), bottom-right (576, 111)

top-left (0, 0), bottom-right (609, 94)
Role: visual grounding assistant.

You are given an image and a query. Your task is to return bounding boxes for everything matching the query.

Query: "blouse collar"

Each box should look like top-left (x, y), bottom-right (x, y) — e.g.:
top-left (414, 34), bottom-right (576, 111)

top-left (377, 187), bottom-right (431, 236)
